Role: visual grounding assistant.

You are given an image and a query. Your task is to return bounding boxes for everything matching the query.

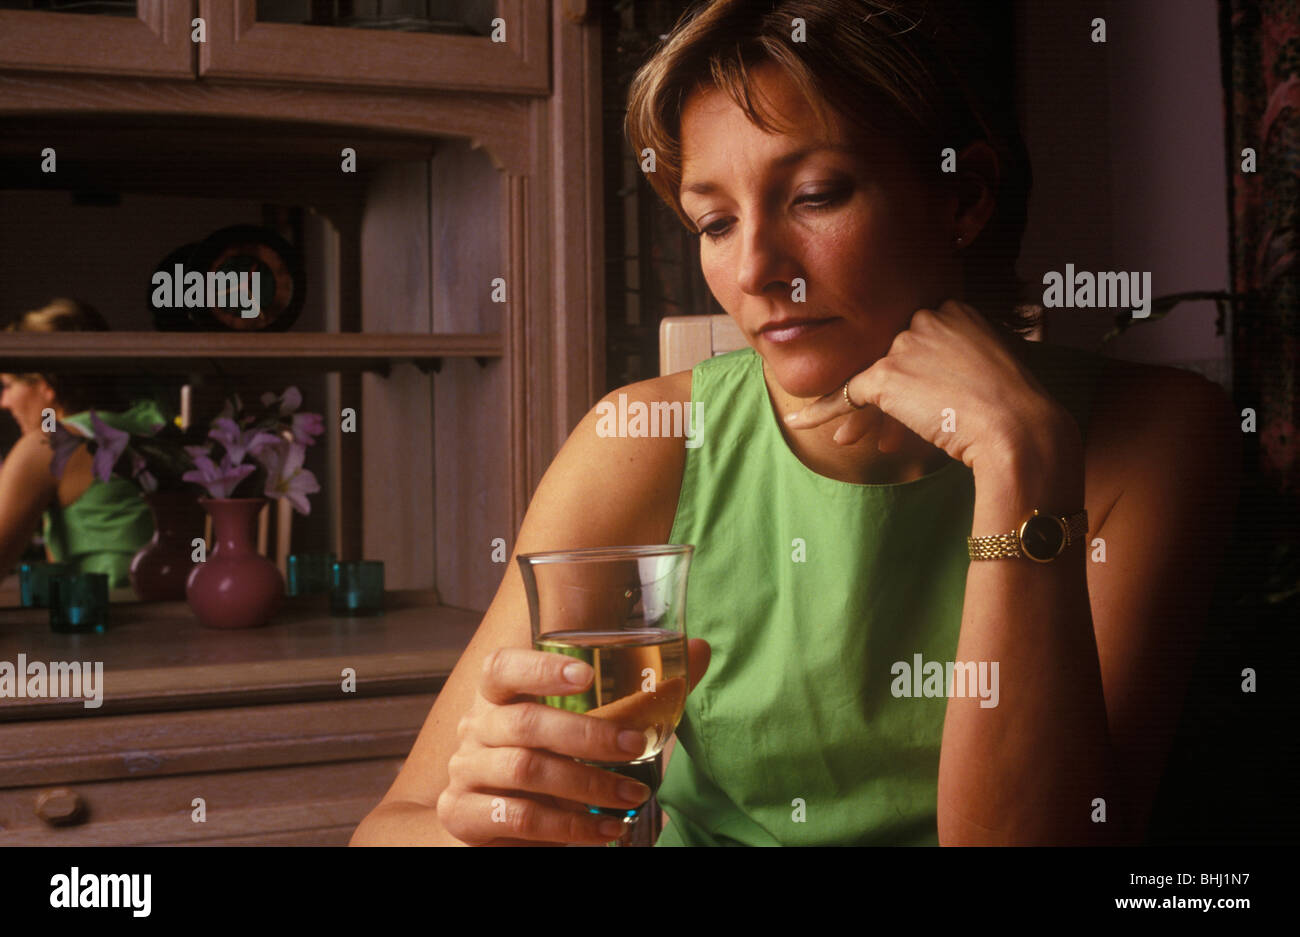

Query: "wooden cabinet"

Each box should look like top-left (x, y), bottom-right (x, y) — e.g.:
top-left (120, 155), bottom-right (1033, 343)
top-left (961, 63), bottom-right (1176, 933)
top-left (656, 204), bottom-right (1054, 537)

top-left (0, 1), bottom-right (549, 91)
top-left (0, 0), bottom-right (605, 844)
top-left (0, 593), bottom-right (478, 845)
top-left (1, 724), bottom-right (411, 845)
top-left (0, 5), bottom-right (603, 597)
top-left (0, 2), bottom-right (192, 79)
top-left (198, 0), bottom-right (550, 93)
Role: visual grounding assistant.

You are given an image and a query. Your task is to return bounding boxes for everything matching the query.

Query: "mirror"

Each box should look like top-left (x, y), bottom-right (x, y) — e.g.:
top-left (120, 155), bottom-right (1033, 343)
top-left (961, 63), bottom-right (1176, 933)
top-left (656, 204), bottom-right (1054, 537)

top-left (0, 115), bottom-right (441, 604)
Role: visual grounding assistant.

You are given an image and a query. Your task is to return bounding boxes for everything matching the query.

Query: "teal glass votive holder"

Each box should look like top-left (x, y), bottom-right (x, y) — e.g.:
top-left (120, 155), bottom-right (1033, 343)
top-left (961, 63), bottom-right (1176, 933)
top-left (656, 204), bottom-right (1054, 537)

top-left (288, 552), bottom-right (337, 597)
top-left (19, 562), bottom-right (73, 608)
top-left (330, 561), bottom-right (384, 616)
top-left (49, 573), bottom-right (109, 634)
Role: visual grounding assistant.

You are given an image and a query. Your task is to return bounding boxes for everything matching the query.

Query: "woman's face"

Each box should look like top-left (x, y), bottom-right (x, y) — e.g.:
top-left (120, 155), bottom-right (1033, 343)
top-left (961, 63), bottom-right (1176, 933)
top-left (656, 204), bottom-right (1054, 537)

top-left (0, 374), bottom-right (56, 434)
top-left (678, 63), bottom-right (962, 401)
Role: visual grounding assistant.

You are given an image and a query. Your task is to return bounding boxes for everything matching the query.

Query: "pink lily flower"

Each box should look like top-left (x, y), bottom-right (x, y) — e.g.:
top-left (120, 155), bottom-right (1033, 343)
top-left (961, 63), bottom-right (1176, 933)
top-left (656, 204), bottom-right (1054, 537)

top-left (182, 453), bottom-right (256, 499)
top-left (259, 438), bottom-right (320, 515)
top-left (88, 411), bottom-right (130, 483)
top-left (290, 411), bottom-right (325, 446)
top-left (210, 417), bottom-right (280, 465)
top-left (261, 386), bottom-right (303, 416)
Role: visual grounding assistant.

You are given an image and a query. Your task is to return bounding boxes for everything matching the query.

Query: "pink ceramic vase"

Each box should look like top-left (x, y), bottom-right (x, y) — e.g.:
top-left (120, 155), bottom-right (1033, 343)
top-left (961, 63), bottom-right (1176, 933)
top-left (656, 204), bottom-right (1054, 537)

top-left (130, 491), bottom-right (204, 601)
top-left (186, 498), bottom-right (284, 629)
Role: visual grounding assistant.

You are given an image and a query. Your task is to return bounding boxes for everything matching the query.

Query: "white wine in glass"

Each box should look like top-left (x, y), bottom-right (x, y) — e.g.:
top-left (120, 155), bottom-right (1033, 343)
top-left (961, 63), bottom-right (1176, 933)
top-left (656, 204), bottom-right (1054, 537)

top-left (519, 545), bottom-right (693, 845)
top-left (535, 628), bottom-right (687, 810)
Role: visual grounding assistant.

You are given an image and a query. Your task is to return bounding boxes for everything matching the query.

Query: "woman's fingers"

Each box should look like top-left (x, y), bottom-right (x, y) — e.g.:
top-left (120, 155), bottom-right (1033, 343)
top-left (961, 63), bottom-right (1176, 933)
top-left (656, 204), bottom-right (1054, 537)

top-left (781, 377), bottom-right (912, 452)
top-left (687, 638), bottom-right (710, 693)
top-left (451, 744), bottom-right (652, 811)
top-left (478, 646), bottom-right (594, 705)
top-left (784, 384), bottom-right (862, 429)
top-left (831, 407), bottom-right (881, 446)
top-left (832, 410), bottom-right (912, 451)
top-left (785, 377), bottom-right (888, 443)
top-left (470, 700), bottom-right (648, 763)
top-left (447, 641), bottom-right (711, 845)
top-left (437, 788), bottom-right (631, 846)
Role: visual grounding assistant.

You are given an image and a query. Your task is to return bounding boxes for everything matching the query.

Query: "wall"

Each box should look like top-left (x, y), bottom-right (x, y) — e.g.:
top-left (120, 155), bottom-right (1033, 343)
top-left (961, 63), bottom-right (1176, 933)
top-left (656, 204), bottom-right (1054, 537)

top-left (1015, 0), bottom-right (1230, 386)
top-left (0, 190), bottom-right (268, 330)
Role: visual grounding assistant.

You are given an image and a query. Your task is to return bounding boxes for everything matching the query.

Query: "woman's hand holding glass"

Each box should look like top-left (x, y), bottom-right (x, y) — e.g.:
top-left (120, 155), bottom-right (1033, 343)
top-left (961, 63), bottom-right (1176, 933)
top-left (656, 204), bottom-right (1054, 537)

top-left (436, 640), bottom-right (709, 846)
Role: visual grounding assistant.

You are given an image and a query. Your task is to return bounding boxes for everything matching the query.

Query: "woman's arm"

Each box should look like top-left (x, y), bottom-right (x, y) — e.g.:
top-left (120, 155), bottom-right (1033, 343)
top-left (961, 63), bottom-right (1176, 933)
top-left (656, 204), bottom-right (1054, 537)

top-left (937, 367), bottom-right (1239, 845)
top-left (0, 432), bottom-right (60, 575)
top-left (350, 373), bottom-right (693, 845)
top-left (787, 302), bottom-right (1238, 844)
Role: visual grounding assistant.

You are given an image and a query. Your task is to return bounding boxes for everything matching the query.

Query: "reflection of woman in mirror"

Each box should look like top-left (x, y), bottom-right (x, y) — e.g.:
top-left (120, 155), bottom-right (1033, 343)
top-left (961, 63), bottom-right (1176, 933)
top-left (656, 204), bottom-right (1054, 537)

top-left (0, 299), bottom-right (162, 588)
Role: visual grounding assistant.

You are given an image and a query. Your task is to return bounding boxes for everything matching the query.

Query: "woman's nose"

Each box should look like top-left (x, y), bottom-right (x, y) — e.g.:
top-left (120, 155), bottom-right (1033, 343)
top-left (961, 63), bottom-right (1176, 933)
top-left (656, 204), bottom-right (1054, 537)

top-left (735, 219), bottom-right (797, 298)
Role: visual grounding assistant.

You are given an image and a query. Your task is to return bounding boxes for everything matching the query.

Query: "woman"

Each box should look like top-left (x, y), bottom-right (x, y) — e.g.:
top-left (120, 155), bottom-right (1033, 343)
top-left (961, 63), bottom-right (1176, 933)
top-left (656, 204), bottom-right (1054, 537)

top-left (0, 299), bottom-right (159, 589)
top-left (352, 0), bottom-right (1238, 845)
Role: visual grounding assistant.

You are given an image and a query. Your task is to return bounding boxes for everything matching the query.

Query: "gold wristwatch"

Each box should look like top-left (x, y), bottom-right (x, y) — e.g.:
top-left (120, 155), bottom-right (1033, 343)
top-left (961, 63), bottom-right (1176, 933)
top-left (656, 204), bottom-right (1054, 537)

top-left (967, 509), bottom-right (1088, 563)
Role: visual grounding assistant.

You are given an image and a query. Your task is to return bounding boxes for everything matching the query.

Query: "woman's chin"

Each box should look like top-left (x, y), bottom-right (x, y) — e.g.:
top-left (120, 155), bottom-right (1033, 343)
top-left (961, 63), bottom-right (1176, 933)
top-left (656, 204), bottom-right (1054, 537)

top-left (762, 362), bottom-right (852, 402)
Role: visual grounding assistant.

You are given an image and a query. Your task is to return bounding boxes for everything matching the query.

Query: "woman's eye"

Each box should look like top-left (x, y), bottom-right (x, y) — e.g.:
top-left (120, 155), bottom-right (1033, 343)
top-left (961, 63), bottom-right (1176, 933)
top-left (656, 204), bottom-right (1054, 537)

top-left (701, 220), bottom-right (732, 242)
top-left (797, 188), bottom-right (845, 208)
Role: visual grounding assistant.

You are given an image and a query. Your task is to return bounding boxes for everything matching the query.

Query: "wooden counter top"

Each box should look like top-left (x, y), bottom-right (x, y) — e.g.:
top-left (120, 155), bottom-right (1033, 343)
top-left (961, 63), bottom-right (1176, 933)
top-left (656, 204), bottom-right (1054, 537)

top-left (0, 590), bottom-right (481, 721)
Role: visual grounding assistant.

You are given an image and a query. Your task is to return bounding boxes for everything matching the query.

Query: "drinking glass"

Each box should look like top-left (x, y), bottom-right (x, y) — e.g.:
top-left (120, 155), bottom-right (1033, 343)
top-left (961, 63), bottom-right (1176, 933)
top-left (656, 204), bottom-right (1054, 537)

top-left (518, 544), bottom-right (692, 847)
top-left (330, 560), bottom-right (384, 616)
top-left (287, 552), bottom-right (336, 596)
top-left (49, 572), bottom-right (109, 633)
top-left (20, 562), bottom-right (73, 608)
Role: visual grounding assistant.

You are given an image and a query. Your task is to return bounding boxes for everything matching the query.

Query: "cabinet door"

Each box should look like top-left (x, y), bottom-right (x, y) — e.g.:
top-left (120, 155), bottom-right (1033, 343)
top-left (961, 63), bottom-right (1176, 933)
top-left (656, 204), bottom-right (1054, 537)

top-left (198, 0), bottom-right (548, 94)
top-left (0, 1), bottom-right (193, 78)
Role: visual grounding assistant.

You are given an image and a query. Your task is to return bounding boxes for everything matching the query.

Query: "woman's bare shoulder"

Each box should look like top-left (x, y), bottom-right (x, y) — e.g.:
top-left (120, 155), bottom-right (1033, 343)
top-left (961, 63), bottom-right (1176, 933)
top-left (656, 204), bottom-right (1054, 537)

top-left (524, 369), bottom-right (696, 549)
top-left (607, 369), bottom-right (695, 409)
top-left (3, 430), bottom-right (56, 473)
top-left (1, 430), bottom-right (91, 502)
top-left (1089, 357), bottom-right (1232, 437)
top-left (1084, 358), bottom-right (1235, 529)
top-left (0, 432), bottom-right (59, 565)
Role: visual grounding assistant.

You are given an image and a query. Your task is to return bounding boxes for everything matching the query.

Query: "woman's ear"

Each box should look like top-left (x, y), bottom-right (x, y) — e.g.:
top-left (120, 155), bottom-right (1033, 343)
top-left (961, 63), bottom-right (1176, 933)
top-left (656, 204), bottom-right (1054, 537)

top-left (35, 378), bottom-right (59, 407)
top-left (951, 140), bottom-right (1000, 244)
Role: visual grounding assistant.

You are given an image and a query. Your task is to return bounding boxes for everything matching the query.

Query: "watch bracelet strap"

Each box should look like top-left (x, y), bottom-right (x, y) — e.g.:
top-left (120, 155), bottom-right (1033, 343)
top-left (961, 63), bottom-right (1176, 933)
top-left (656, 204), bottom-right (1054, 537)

top-left (967, 509), bottom-right (1088, 560)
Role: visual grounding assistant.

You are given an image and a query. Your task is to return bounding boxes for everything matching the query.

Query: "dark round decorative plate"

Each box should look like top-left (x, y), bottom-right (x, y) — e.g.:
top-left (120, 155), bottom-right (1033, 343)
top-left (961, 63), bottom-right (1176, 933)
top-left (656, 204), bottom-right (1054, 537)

top-left (185, 225), bottom-right (306, 332)
top-left (149, 242), bottom-right (201, 331)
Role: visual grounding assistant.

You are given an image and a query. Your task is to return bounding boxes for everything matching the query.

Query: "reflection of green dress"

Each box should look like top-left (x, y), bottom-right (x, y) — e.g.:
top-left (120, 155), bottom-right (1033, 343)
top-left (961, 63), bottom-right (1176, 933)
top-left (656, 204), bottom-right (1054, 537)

top-left (42, 399), bottom-right (164, 590)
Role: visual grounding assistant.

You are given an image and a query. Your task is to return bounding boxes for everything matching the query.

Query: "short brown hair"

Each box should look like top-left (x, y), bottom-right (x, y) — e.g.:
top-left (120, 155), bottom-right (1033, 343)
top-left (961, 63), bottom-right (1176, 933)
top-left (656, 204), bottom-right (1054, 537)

top-left (4, 298), bottom-right (121, 414)
top-left (625, 0), bottom-right (1040, 336)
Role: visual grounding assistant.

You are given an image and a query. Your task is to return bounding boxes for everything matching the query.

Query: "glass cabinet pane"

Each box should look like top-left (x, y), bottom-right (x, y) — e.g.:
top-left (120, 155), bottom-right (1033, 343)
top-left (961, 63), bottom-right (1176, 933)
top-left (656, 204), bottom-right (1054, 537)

top-left (256, 0), bottom-right (496, 35)
top-left (0, 0), bottom-right (136, 13)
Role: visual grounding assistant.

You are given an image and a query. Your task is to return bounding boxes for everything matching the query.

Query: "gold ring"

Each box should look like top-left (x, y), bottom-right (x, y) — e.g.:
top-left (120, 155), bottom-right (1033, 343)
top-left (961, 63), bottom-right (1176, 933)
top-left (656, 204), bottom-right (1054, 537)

top-left (843, 381), bottom-right (865, 410)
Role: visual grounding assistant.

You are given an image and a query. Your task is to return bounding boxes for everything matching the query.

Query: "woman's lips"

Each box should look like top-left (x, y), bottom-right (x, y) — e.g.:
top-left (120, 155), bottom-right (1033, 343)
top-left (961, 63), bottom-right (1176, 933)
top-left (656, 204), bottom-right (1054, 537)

top-left (759, 318), bottom-right (835, 344)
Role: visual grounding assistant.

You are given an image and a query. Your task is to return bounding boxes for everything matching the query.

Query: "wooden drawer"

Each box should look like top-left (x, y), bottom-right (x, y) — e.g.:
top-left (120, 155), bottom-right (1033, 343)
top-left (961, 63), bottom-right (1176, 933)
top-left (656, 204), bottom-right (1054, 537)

top-left (0, 692), bottom-right (436, 845)
top-left (0, 757), bottom-right (403, 845)
top-left (0, 694), bottom-right (435, 787)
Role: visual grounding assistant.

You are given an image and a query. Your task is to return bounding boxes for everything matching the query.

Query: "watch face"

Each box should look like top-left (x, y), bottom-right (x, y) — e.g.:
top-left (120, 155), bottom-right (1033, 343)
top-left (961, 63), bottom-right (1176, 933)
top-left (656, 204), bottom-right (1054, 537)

top-left (1020, 514), bottom-right (1065, 561)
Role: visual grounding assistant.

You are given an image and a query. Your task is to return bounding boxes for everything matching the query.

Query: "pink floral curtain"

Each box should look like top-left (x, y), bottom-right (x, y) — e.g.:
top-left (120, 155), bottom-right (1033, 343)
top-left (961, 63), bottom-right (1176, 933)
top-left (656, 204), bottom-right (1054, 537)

top-left (1222, 0), bottom-right (1300, 502)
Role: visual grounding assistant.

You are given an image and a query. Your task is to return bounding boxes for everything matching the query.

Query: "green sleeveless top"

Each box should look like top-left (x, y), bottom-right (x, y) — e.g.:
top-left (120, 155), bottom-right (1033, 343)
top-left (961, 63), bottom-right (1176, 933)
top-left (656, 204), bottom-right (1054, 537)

top-left (42, 399), bottom-right (165, 589)
top-left (656, 339), bottom-right (1110, 846)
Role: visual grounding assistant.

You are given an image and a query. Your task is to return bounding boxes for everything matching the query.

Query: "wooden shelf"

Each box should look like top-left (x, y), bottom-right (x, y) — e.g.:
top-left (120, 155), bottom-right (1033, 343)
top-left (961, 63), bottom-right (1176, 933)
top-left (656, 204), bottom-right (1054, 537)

top-left (0, 331), bottom-right (504, 376)
top-left (0, 589), bottom-right (482, 720)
